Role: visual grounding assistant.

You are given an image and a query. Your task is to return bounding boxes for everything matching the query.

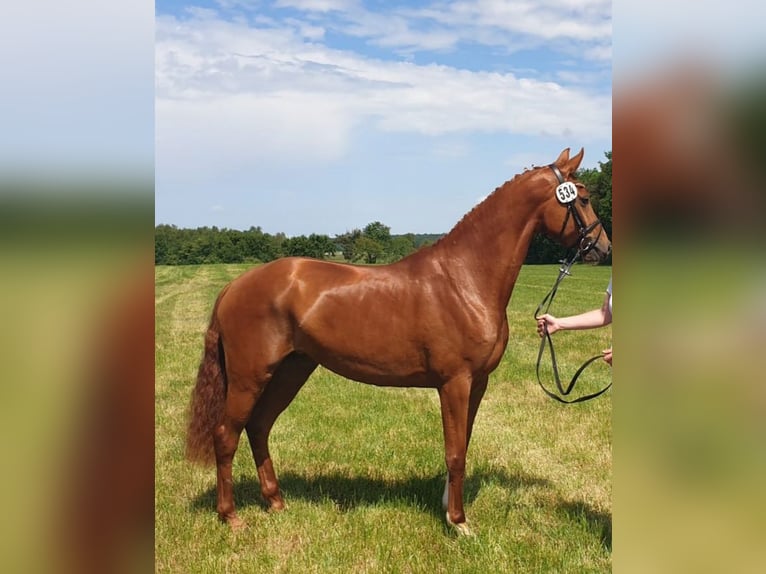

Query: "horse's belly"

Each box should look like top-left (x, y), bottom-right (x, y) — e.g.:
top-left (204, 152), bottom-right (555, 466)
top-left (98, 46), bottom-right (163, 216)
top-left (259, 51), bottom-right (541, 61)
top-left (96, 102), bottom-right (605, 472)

top-left (321, 356), bottom-right (434, 388)
top-left (297, 331), bottom-right (433, 387)
top-left (293, 310), bottom-right (434, 387)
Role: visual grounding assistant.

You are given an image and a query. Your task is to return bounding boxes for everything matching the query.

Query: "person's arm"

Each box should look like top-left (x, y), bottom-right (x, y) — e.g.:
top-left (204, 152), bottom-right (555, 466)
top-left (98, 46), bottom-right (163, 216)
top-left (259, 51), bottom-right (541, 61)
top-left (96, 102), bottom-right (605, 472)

top-left (536, 291), bottom-right (612, 336)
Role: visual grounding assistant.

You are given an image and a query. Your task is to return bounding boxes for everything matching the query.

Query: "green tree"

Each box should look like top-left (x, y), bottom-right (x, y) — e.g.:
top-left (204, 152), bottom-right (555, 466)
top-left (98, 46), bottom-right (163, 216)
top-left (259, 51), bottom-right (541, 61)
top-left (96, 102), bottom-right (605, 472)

top-left (307, 233), bottom-right (336, 259)
top-left (280, 234), bottom-right (335, 259)
top-left (360, 221), bottom-right (393, 263)
top-left (577, 151), bottom-right (612, 239)
top-left (336, 229), bottom-right (362, 261)
top-left (595, 152), bottom-right (612, 239)
top-left (363, 221), bottom-right (391, 247)
top-left (388, 234), bottom-right (416, 262)
top-left (154, 224), bottom-right (177, 264)
top-left (241, 226), bottom-right (277, 262)
top-left (355, 235), bottom-right (384, 264)
top-left (213, 232), bottom-right (237, 263)
top-left (282, 235), bottom-right (310, 257)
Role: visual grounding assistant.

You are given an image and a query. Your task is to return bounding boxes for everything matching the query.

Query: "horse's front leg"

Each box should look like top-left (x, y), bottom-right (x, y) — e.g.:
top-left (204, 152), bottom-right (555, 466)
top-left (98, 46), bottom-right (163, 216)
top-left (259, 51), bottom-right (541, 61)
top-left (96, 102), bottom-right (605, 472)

top-left (438, 373), bottom-right (473, 535)
top-left (442, 374), bottom-right (489, 516)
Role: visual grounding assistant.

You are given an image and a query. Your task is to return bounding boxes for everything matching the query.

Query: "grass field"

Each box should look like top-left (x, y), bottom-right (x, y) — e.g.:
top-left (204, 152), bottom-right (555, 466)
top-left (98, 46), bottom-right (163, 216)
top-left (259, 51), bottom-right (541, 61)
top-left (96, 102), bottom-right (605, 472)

top-left (155, 262), bottom-right (612, 573)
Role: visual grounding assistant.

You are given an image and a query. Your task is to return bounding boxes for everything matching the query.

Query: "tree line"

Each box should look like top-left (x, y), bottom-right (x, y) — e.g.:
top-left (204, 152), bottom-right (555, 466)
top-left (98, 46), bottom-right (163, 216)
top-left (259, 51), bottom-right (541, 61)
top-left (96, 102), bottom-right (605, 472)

top-left (156, 152), bottom-right (612, 266)
top-left (154, 221), bottom-right (435, 266)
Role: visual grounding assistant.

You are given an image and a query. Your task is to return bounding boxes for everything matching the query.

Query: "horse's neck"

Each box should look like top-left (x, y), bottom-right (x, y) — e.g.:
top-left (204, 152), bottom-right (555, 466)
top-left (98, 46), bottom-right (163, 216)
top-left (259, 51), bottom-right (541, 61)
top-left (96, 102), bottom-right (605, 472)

top-left (432, 179), bottom-right (541, 311)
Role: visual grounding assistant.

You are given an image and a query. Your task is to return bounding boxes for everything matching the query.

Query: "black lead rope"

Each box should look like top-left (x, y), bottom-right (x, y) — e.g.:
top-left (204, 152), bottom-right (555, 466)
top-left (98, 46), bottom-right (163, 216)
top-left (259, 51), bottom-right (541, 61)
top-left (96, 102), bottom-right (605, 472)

top-left (533, 254), bottom-right (612, 404)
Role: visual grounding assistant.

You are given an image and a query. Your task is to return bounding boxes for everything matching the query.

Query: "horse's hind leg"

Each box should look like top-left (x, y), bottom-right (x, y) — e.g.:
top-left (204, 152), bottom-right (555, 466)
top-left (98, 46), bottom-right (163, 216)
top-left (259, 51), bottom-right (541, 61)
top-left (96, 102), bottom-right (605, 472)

top-left (214, 383), bottom-right (262, 529)
top-left (245, 352), bottom-right (317, 511)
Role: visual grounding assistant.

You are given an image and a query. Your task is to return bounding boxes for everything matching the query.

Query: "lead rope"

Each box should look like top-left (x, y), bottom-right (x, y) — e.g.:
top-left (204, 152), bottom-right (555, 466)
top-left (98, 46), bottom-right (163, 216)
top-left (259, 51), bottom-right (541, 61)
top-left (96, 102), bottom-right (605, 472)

top-left (533, 255), bottom-right (612, 404)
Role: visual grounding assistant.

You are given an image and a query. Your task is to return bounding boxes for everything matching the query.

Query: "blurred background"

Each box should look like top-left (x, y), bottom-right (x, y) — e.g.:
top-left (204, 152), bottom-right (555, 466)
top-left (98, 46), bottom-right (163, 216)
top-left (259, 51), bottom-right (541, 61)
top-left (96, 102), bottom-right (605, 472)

top-left (0, 2), bottom-right (154, 573)
top-left (1, 1), bottom-right (764, 572)
top-left (613, 1), bottom-right (766, 572)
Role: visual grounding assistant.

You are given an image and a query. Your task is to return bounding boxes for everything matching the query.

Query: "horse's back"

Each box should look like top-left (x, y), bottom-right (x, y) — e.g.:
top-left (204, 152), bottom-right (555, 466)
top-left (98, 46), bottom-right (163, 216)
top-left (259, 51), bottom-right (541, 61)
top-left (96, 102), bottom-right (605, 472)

top-left (216, 257), bottom-right (378, 338)
top-left (227, 257), bottom-right (364, 303)
top-left (215, 257), bottom-right (439, 383)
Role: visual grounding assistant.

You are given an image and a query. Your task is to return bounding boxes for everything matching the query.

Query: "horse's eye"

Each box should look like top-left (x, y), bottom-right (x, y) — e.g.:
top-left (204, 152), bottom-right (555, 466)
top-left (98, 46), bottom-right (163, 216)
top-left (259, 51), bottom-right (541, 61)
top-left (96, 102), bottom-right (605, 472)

top-left (579, 197), bottom-right (589, 206)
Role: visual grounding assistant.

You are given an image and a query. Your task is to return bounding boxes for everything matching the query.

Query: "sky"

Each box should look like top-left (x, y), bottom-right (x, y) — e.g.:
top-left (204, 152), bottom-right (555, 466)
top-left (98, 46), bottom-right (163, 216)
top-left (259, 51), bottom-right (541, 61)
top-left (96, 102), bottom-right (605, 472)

top-left (154, 0), bottom-right (613, 236)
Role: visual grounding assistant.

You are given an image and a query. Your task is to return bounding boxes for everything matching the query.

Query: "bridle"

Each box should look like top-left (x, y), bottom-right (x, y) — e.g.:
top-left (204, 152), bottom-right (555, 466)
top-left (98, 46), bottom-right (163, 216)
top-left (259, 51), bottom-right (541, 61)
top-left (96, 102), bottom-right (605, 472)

top-left (531, 165), bottom-right (611, 404)
top-left (548, 163), bottom-right (605, 257)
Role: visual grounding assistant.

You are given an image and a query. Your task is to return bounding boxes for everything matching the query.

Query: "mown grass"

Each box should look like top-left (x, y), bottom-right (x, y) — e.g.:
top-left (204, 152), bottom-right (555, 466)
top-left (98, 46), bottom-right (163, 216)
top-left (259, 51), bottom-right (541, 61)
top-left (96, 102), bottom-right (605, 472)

top-left (156, 262), bottom-right (612, 573)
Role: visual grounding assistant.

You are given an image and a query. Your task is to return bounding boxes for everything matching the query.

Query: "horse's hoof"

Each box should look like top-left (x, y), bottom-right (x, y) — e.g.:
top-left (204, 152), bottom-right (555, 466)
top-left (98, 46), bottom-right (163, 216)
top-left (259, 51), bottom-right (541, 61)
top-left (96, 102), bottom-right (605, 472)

top-left (267, 500), bottom-right (286, 513)
top-left (446, 513), bottom-right (475, 537)
top-left (264, 493), bottom-right (286, 512)
top-left (228, 516), bottom-right (247, 531)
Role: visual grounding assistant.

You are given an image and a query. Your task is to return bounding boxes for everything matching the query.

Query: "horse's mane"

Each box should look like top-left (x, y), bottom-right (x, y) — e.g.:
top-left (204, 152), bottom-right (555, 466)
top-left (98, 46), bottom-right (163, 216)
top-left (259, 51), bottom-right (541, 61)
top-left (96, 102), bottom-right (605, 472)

top-left (432, 165), bottom-right (541, 250)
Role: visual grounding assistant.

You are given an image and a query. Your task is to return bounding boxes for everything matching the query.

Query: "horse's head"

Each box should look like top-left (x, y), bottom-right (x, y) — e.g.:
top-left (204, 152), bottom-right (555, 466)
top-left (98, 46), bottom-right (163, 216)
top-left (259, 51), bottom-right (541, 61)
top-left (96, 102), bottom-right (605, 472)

top-left (538, 148), bottom-right (611, 263)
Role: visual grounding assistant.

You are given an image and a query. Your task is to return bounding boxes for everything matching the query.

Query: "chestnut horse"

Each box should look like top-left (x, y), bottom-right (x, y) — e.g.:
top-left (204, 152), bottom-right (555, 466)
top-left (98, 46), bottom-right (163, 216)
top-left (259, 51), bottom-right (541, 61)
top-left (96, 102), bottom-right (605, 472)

top-left (186, 148), bottom-right (611, 535)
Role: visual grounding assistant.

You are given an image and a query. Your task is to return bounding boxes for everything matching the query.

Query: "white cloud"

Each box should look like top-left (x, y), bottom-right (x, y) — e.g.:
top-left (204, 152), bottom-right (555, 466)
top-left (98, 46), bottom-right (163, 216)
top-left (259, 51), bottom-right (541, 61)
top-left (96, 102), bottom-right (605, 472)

top-left (156, 91), bottom-right (355, 178)
top-left (275, 0), bottom-right (357, 11)
top-left (411, 0), bottom-right (611, 43)
top-left (218, 1), bottom-right (612, 57)
top-left (156, 10), bottom-right (610, 176)
top-left (281, 0), bottom-right (613, 55)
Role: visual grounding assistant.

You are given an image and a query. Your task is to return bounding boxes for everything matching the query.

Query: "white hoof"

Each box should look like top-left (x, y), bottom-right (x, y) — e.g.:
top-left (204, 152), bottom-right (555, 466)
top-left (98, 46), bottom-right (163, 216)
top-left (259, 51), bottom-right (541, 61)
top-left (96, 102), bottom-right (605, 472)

top-left (446, 513), bottom-right (474, 537)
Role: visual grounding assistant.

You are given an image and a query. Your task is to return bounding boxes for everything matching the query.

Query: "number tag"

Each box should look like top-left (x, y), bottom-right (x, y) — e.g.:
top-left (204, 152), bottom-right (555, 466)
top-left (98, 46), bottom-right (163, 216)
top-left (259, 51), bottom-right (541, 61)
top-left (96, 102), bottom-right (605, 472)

top-left (555, 182), bottom-right (577, 204)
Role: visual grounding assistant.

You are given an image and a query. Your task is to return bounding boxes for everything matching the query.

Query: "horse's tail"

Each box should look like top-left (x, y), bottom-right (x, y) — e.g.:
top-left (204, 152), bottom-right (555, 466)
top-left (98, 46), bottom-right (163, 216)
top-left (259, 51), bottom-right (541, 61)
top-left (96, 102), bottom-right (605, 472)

top-left (185, 287), bottom-right (229, 466)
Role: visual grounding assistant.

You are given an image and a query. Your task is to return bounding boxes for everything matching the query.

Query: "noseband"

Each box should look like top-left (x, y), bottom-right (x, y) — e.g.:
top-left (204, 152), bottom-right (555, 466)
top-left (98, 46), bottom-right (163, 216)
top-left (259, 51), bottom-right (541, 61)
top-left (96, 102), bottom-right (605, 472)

top-left (548, 164), bottom-right (604, 257)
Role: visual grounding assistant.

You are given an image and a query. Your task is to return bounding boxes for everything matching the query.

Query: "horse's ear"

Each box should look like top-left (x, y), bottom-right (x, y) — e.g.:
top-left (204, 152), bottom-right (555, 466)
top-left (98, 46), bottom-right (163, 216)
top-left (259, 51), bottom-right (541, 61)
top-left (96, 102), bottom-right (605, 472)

top-left (562, 147), bottom-right (584, 177)
top-left (553, 148), bottom-right (570, 167)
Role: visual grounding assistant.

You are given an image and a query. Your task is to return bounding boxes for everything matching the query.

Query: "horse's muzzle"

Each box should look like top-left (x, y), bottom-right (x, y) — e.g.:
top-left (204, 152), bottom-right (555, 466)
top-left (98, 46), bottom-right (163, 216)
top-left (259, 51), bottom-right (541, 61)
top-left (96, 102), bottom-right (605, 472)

top-left (582, 238), bottom-right (611, 264)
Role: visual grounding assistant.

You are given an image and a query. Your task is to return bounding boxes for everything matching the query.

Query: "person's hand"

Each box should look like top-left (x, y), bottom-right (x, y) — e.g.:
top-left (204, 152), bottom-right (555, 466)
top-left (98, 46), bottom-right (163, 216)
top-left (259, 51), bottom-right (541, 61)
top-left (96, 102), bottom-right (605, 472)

top-left (536, 314), bottom-right (561, 337)
top-left (602, 348), bottom-right (612, 366)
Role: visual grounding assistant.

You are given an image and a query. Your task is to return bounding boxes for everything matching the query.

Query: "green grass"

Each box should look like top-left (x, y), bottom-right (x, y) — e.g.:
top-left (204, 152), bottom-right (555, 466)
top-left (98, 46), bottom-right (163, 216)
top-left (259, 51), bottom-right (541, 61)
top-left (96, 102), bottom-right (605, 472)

top-left (156, 262), bottom-right (612, 573)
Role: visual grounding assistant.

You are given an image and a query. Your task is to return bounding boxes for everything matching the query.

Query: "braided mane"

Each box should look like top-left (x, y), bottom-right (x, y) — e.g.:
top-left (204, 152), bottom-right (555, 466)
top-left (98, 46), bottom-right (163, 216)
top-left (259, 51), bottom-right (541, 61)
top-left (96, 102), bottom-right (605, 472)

top-left (433, 166), bottom-right (540, 249)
